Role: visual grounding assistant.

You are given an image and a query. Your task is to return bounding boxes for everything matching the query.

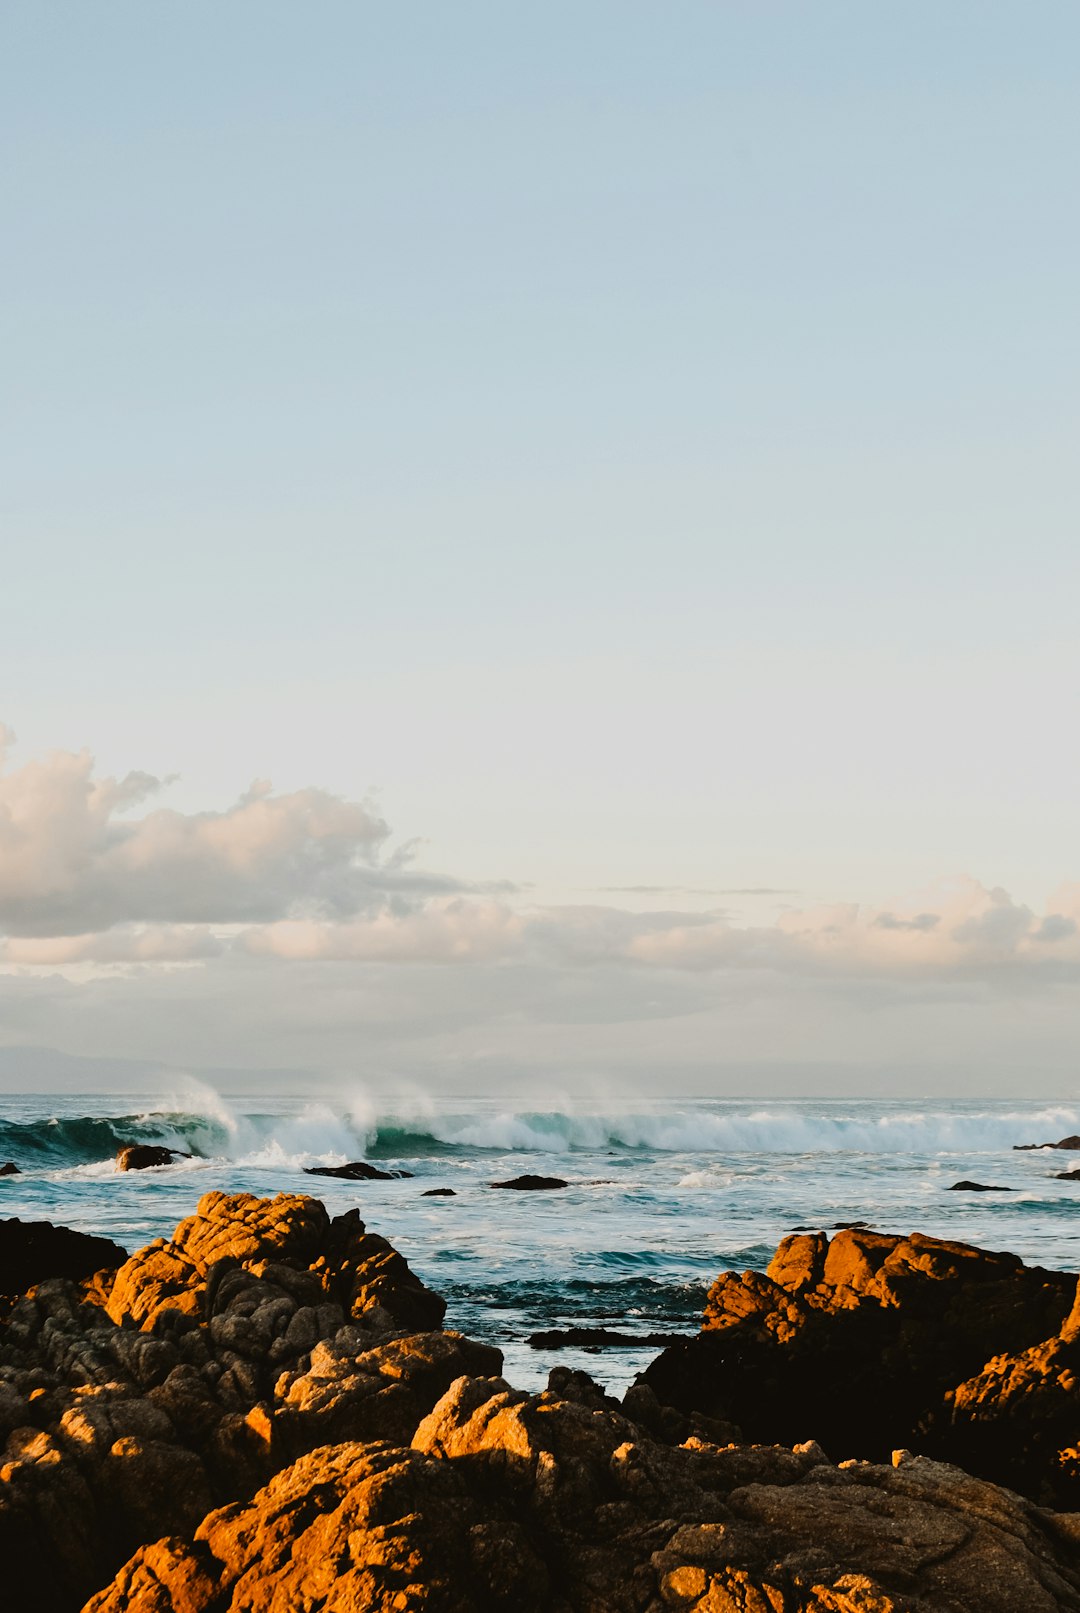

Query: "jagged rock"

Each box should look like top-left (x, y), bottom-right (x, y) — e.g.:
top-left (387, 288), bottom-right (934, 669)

top-left (948, 1179), bottom-right (1012, 1191)
top-left (643, 1227), bottom-right (1080, 1507)
top-left (0, 1193), bottom-right (456, 1610)
top-left (116, 1146), bottom-right (188, 1172)
top-left (1015, 1135), bottom-right (1080, 1150)
top-left (0, 1218), bottom-right (126, 1300)
top-left (0, 1162), bottom-right (20, 1176)
top-left (489, 1175), bottom-right (568, 1191)
top-left (303, 1161), bottom-right (414, 1180)
top-left (87, 1375), bottom-right (1080, 1612)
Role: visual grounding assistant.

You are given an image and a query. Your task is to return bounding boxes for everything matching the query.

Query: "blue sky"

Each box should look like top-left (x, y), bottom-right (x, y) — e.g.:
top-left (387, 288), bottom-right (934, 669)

top-left (2, 4), bottom-right (1079, 1088)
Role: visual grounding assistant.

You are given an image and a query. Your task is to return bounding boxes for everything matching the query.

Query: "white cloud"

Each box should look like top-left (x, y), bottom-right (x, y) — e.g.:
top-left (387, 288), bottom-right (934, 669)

top-left (0, 728), bottom-right (462, 936)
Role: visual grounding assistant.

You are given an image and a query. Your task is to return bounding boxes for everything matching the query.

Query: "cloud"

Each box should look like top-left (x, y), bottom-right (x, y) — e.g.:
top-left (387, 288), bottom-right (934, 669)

top-left (0, 731), bottom-right (464, 936)
top-left (0, 925), bottom-right (222, 966)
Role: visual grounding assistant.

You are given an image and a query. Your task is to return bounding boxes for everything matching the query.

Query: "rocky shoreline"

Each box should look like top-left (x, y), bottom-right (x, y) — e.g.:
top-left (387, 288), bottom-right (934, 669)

top-left (2, 1193), bottom-right (1079, 1611)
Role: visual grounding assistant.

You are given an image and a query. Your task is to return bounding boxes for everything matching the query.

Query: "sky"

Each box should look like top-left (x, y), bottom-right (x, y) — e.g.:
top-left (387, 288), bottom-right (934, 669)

top-left (1, 3), bottom-right (1079, 1095)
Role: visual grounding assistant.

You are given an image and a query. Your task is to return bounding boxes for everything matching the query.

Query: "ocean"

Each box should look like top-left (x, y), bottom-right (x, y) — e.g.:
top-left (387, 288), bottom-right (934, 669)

top-left (3, 1090), bottom-right (1080, 1393)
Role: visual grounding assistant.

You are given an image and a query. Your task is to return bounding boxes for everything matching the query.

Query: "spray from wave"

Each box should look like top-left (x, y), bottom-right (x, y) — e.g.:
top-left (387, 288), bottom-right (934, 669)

top-left (5, 1087), bottom-right (1079, 1171)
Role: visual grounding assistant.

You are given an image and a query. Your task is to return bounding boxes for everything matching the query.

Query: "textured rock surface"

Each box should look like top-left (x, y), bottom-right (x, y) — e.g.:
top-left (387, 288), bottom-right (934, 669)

top-left (644, 1227), bottom-right (1080, 1506)
top-left (7, 1204), bottom-right (1080, 1611)
top-left (0, 1192), bottom-right (467, 1610)
top-left (87, 1373), bottom-right (1080, 1613)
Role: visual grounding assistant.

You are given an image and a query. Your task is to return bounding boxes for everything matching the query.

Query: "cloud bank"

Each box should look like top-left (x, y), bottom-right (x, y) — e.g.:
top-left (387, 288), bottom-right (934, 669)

top-left (1, 726), bottom-right (1078, 1089)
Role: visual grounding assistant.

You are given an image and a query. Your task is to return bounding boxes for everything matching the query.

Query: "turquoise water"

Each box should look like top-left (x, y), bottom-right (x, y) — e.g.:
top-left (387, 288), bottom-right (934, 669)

top-left (2, 1092), bottom-right (1080, 1392)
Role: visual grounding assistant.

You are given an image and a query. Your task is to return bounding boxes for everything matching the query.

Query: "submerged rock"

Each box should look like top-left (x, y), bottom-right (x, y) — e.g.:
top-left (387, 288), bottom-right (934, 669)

top-left (421, 1187), bottom-right (457, 1197)
top-left (948, 1180), bottom-right (1012, 1191)
top-left (116, 1145), bottom-right (188, 1172)
top-left (489, 1174), bottom-right (568, 1191)
top-left (527, 1325), bottom-right (687, 1349)
top-left (303, 1161), bottom-right (413, 1181)
top-left (0, 1162), bottom-right (19, 1176)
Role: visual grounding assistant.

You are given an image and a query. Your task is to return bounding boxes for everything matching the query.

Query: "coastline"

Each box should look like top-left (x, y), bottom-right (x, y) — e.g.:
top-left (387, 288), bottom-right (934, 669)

top-left (3, 1190), bottom-right (1080, 1611)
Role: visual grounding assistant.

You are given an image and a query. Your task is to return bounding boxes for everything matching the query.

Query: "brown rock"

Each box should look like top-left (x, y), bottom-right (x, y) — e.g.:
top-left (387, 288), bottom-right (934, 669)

top-left (644, 1228), bottom-right (1079, 1504)
top-left (116, 1146), bottom-right (188, 1172)
top-left (89, 1378), bottom-right (1080, 1612)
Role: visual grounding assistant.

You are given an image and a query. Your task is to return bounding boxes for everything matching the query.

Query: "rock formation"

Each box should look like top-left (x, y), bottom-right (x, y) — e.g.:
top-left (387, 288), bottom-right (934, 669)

top-left (303, 1161), bottom-right (414, 1180)
top-left (489, 1174), bottom-right (568, 1191)
top-left (4, 1202), bottom-right (1080, 1611)
top-left (115, 1145), bottom-right (188, 1172)
top-left (85, 1375), bottom-right (1080, 1613)
top-left (644, 1226), bottom-right (1080, 1507)
top-left (0, 1217), bottom-right (126, 1302)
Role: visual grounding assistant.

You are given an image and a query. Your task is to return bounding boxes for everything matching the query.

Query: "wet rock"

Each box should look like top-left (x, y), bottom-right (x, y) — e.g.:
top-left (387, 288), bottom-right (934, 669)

top-left (1055, 1169), bottom-right (1080, 1180)
top-left (422, 1187), bottom-right (457, 1197)
top-left (489, 1174), bottom-right (568, 1191)
top-left (948, 1180), bottom-right (1012, 1191)
top-left (1015, 1135), bottom-right (1080, 1150)
top-left (527, 1326), bottom-right (688, 1349)
top-left (0, 1162), bottom-right (20, 1176)
top-left (116, 1146), bottom-right (188, 1172)
top-left (0, 1218), bottom-right (126, 1299)
top-left (303, 1161), bottom-right (414, 1180)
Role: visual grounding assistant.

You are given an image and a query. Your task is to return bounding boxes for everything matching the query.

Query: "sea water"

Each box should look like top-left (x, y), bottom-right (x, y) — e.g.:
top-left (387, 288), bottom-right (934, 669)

top-left (3, 1091), bottom-right (1080, 1393)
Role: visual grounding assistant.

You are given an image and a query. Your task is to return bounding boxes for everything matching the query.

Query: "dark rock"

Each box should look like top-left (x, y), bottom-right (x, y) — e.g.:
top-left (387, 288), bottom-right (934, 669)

top-left (1015, 1134), bottom-right (1080, 1150)
top-left (948, 1180), bottom-right (1012, 1191)
top-left (421, 1188), bottom-right (456, 1197)
top-left (527, 1326), bottom-right (688, 1349)
top-left (116, 1145), bottom-right (188, 1172)
top-left (0, 1162), bottom-right (20, 1176)
top-left (302, 1161), bottom-right (413, 1181)
top-left (0, 1217), bottom-right (127, 1299)
top-left (489, 1174), bottom-right (568, 1191)
top-left (642, 1227), bottom-right (1080, 1508)
top-left (1055, 1169), bottom-right (1080, 1180)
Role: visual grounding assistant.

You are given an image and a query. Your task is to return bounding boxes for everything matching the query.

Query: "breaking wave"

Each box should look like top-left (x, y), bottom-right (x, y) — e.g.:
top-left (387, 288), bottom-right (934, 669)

top-left (5, 1092), bottom-right (1079, 1171)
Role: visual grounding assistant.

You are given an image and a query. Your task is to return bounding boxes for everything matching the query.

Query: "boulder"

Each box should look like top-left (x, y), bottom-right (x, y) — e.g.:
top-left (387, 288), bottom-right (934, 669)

top-left (422, 1188), bottom-right (457, 1197)
top-left (303, 1161), bottom-right (413, 1180)
top-left (0, 1193), bottom-right (454, 1610)
top-left (642, 1227), bottom-right (1080, 1507)
top-left (0, 1162), bottom-right (20, 1176)
top-left (1015, 1135), bottom-right (1080, 1150)
top-left (116, 1146), bottom-right (188, 1172)
top-left (0, 1218), bottom-right (126, 1299)
top-left (489, 1175), bottom-right (568, 1191)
